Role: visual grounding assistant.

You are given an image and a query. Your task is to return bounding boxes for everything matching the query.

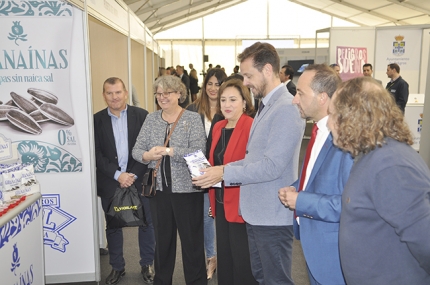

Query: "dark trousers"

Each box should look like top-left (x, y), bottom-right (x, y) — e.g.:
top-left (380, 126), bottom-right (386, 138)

top-left (215, 199), bottom-right (258, 285)
top-left (246, 224), bottom-right (294, 285)
top-left (150, 191), bottom-right (207, 285)
top-left (101, 194), bottom-right (155, 271)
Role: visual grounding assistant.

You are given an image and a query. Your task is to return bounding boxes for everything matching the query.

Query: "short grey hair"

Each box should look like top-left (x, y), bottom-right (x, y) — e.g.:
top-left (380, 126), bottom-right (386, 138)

top-left (153, 75), bottom-right (187, 103)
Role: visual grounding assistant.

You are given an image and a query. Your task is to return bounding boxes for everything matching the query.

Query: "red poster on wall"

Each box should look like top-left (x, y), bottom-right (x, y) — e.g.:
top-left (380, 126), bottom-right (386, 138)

top-left (336, 46), bottom-right (367, 81)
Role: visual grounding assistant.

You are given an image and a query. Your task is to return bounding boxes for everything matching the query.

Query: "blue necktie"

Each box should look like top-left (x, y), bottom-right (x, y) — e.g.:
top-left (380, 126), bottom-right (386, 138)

top-left (258, 102), bottom-right (265, 115)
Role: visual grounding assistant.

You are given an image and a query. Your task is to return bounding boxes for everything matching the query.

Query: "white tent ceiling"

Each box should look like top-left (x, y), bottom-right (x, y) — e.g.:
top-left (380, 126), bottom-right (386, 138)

top-left (124, 0), bottom-right (430, 35)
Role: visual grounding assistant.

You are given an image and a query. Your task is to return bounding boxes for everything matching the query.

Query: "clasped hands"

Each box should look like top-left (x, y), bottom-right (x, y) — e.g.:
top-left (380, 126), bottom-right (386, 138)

top-left (143, 146), bottom-right (172, 162)
top-left (192, 166), bottom-right (224, 189)
top-left (278, 186), bottom-right (298, 209)
top-left (118, 172), bottom-right (136, 188)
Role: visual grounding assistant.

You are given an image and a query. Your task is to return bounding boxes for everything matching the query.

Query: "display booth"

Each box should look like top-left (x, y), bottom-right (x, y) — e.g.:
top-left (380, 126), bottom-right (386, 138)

top-left (0, 0), bottom-right (163, 283)
top-left (0, 193), bottom-right (44, 285)
top-left (317, 25), bottom-right (430, 154)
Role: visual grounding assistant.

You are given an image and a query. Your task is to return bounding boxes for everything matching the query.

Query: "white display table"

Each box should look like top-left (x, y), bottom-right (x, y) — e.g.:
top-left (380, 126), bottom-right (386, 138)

top-left (0, 193), bottom-right (45, 285)
top-left (405, 94), bottom-right (424, 151)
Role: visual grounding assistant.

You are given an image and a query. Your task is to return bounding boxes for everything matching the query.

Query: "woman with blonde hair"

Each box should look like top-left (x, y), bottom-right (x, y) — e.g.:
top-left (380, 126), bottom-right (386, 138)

top-left (133, 75), bottom-right (207, 284)
top-left (327, 76), bottom-right (430, 285)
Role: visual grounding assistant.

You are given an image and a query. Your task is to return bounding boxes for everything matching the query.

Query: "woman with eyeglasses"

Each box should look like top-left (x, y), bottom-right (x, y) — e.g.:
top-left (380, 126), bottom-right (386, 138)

top-left (206, 78), bottom-right (257, 285)
top-left (132, 75), bottom-right (207, 285)
top-left (186, 68), bottom-right (227, 279)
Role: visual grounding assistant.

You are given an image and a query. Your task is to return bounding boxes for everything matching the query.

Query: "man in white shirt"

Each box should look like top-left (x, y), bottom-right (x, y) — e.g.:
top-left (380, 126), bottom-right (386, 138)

top-left (279, 64), bottom-right (353, 285)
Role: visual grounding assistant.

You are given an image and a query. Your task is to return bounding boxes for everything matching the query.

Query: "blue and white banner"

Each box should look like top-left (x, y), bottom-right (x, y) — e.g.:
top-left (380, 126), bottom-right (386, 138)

top-left (0, 195), bottom-right (45, 285)
top-left (1, 1), bottom-right (98, 283)
top-left (0, 0), bottom-right (82, 173)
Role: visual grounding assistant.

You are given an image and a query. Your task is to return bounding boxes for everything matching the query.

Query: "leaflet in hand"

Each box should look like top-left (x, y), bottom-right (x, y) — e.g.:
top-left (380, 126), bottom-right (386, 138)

top-left (183, 150), bottom-right (222, 188)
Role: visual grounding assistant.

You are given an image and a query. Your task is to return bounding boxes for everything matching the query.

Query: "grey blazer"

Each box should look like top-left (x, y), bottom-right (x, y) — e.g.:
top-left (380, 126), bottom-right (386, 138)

top-left (132, 109), bottom-right (206, 193)
top-left (224, 85), bottom-right (305, 226)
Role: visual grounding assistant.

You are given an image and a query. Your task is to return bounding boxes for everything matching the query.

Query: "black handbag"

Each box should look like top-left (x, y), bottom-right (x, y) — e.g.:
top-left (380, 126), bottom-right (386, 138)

top-left (142, 108), bottom-right (185, 197)
top-left (142, 168), bottom-right (156, 197)
top-left (106, 184), bottom-right (146, 229)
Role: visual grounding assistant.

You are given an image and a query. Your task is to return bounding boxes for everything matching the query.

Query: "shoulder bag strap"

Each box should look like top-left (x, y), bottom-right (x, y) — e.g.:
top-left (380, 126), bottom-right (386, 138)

top-left (153, 108), bottom-right (185, 174)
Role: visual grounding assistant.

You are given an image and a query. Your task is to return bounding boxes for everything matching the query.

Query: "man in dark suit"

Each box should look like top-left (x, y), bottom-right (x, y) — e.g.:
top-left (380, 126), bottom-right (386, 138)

top-left (279, 64), bottom-right (353, 285)
top-left (176, 65), bottom-right (191, 107)
top-left (280, 64), bottom-right (296, 95)
top-left (94, 77), bottom-right (155, 285)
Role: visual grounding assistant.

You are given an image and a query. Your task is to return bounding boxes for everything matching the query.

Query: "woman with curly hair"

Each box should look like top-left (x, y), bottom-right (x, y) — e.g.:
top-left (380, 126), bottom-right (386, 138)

top-left (327, 76), bottom-right (430, 285)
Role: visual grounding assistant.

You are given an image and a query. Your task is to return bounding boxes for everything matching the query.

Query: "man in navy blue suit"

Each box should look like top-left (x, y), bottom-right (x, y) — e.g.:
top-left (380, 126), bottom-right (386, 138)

top-left (279, 64), bottom-right (353, 285)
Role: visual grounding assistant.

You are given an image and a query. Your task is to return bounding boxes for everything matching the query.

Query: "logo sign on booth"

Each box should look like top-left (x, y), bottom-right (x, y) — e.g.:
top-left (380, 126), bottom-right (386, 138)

top-left (336, 46), bottom-right (368, 81)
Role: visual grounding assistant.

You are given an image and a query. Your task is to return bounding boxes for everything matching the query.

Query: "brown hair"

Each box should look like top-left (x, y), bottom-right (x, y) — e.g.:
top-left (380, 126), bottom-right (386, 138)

top-left (388, 63), bottom-right (400, 73)
top-left (193, 68), bottom-right (227, 120)
top-left (103, 77), bottom-right (126, 93)
top-left (237, 42), bottom-right (280, 75)
top-left (217, 78), bottom-right (255, 117)
top-left (333, 77), bottom-right (412, 157)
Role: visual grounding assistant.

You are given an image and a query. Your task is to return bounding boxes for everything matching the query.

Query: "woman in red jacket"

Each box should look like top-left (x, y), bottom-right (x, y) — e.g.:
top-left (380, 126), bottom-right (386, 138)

top-left (208, 78), bottom-right (258, 285)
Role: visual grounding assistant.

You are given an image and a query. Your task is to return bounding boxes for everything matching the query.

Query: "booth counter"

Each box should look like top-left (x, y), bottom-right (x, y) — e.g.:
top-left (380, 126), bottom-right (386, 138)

top-left (0, 193), bottom-right (45, 285)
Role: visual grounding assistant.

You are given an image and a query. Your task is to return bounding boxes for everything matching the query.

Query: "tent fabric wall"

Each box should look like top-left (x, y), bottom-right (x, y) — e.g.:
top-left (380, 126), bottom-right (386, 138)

top-left (146, 48), bottom-right (156, 113)
top-left (131, 39), bottom-right (145, 108)
top-left (89, 16), bottom-right (129, 114)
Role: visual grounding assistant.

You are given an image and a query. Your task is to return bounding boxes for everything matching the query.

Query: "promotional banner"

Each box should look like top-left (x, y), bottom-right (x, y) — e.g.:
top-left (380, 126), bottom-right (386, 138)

top-left (1, 1), bottom-right (98, 282)
top-left (374, 29), bottom-right (422, 93)
top-left (336, 46), bottom-right (367, 81)
top-left (0, 1), bottom-right (82, 172)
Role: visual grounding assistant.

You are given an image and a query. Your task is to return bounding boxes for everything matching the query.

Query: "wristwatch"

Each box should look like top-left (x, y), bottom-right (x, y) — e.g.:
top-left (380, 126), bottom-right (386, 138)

top-left (165, 148), bottom-right (170, 155)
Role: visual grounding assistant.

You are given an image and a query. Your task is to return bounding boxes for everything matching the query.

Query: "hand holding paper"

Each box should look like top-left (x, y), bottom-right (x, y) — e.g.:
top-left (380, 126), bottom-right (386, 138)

top-left (192, 166), bottom-right (224, 189)
top-left (184, 150), bottom-right (222, 188)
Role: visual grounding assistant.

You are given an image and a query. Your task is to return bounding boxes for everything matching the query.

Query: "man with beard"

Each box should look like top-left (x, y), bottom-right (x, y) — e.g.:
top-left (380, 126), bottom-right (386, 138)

top-left (193, 42), bottom-right (305, 285)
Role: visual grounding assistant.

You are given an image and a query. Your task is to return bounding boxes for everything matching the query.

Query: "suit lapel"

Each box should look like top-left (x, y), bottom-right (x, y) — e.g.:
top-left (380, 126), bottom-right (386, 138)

top-left (249, 91), bottom-right (281, 141)
top-left (127, 106), bottom-right (136, 152)
top-left (305, 134), bottom-right (333, 190)
top-left (102, 109), bottom-right (117, 153)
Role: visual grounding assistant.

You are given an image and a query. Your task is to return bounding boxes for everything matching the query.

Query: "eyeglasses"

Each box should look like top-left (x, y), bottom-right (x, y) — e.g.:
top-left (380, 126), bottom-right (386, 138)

top-left (154, 91), bottom-right (177, 98)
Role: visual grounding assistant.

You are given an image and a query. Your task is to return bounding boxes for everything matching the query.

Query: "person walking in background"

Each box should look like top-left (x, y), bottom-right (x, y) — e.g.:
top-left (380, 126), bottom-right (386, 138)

top-left (362, 63), bottom-right (382, 84)
top-left (328, 76), bottom-right (430, 285)
top-left (176, 65), bottom-right (191, 108)
top-left (232, 65), bottom-right (239, 75)
top-left (132, 75), bottom-right (207, 285)
top-left (193, 42), bottom-right (305, 285)
top-left (279, 64), bottom-right (353, 285)
top-left (207, 78), bottom-right (258, 285)
top-left (187, 68), bottom-right (227, 280)
top-left (279, 64), bottom-right (296, 95)
top-left (189, 69), bottom-right (200, 102)
top-left (386, 63), bottom-right (409, 113)
top-left (329, 63), bottom-right (340, 75)
top-left (94, 77), bottom-right (155, 285)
